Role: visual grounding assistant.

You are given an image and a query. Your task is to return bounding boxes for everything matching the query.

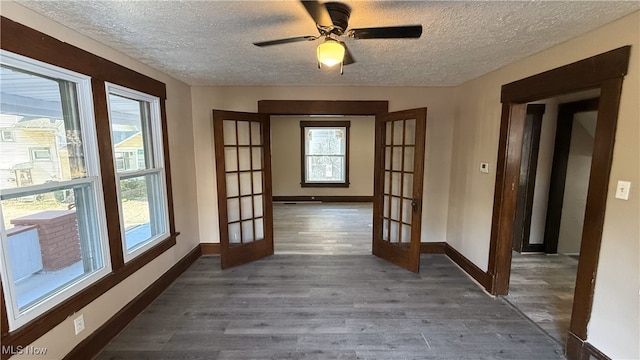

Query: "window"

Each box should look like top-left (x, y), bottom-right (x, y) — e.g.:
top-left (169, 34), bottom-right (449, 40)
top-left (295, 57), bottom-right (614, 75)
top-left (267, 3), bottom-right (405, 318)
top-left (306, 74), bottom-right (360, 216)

top-left (300, 121), bottom-right (350, 187)
top-left (114, 151), bottom-right (137, 171)
top-left (0, 51), bottom-right (111, 330)
top-left (1, 129), bottom-right (14, 141)
top-left (1, 21), bottom-right (175, 347)
top-left (106, 84), bottom-right (169, 261)
top-left (29, 147), bottom-right (52, 160)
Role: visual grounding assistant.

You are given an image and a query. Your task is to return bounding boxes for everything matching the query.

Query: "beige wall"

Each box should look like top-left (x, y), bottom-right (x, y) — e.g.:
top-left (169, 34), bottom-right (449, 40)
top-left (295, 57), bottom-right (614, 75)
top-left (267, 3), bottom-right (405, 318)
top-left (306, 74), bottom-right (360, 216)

top-left (449, 11), bottom-right (639, 358)
top-left (1, 2), bottom-right (199, 359)
top-left (191, 86), bottom-right (455, 245)
top-left (271, 116), bottom-right (375, 197)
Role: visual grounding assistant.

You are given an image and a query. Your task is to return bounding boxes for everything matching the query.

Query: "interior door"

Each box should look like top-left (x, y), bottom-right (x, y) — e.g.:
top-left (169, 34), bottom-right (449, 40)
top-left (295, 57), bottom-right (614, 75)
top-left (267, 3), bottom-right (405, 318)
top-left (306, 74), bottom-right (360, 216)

top-left (512, 104), bottom-right (545, 253)
top-left (213, 110), bottom-right (273, 269)
top-left (373, 108), bottom-right (427, 272)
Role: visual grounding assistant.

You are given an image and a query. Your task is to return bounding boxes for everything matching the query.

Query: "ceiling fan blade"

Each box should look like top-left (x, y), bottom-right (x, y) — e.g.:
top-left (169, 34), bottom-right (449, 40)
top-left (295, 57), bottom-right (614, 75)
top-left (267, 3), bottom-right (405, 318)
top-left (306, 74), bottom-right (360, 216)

top-left (253, 36), bottom-right (317, 47)
top-left (348, 25), bottom-right (423, 39)
top-left (300, 0), bottom-right (333, 27)
top-left (342, 43), bottom-right (355, 65)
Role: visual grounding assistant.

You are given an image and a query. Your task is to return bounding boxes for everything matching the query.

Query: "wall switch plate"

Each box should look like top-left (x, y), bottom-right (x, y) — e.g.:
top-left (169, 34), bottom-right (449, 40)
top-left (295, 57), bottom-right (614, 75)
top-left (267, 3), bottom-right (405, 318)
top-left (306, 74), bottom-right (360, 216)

top-left (480, 162), bottom-right (490, 174)
top-left (615, 180), bottom-right (631, 200)
top-left (74, 314), bottom-right (85, 335)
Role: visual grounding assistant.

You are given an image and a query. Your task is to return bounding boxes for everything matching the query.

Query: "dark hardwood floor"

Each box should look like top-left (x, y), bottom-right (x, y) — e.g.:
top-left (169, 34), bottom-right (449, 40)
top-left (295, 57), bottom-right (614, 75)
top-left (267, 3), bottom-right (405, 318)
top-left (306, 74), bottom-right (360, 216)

top-left (506, 252), bottom-right (579, 347)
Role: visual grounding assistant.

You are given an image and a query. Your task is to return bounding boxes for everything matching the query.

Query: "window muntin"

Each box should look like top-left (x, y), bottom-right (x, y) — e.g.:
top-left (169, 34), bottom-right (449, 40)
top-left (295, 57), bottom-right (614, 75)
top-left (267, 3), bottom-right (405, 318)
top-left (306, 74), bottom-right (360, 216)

top-left (0, 51), bottom-right (110, 330)
top-left (301, 121), bottom-right (350, 187)
top-left (106, 84), bottom-right (169, 261)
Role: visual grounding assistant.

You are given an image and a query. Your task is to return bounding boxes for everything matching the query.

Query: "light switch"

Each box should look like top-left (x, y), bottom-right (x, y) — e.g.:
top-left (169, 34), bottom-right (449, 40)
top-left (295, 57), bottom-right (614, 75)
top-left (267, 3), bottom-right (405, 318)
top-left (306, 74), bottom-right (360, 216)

top-left (615, 180), bottom-right (631, 200)
top-left (480, 162), bottom-right (489, 174)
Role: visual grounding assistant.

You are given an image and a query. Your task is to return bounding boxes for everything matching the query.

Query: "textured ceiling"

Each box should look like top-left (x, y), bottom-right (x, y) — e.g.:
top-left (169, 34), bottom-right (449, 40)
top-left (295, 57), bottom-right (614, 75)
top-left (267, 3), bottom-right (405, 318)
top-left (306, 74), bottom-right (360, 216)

top-left (15, 1), bottom-right (640, 87)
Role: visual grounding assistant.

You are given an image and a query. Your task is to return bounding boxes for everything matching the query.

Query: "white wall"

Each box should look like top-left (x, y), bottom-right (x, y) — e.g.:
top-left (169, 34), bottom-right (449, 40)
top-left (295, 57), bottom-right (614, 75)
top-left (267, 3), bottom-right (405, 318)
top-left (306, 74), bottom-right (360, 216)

top-left (448, 11), bottom-right (639, 358)
top-left (557, 114), bottom-right (596, 254)
top-left (1, 2), bottom-right (200, 359)
top-left (191, 86), bottom-right (455, 245)
top-left (528, 99), bottom-right (558, 246)
top-left (271, 115), bottom-right (375, 197)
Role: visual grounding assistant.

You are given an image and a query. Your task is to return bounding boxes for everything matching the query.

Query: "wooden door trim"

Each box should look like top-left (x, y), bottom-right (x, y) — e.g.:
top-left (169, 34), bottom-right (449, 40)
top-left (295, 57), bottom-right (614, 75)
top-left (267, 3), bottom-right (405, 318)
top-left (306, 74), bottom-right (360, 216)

top-left (487, 45), bottom-right (630, 358)
top-left (501, 46), bottom-right (631, 103)
top-left (258, 100), bottom-right (388, 115)
top-left (543, 98), bottom-right (599, 254)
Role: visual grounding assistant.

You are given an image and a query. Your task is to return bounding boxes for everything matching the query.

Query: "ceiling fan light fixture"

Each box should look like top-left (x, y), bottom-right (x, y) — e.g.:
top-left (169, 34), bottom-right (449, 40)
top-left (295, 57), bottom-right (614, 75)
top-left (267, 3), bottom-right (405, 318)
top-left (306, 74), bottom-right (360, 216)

top-left (316, 39), bottom-right (345, 67)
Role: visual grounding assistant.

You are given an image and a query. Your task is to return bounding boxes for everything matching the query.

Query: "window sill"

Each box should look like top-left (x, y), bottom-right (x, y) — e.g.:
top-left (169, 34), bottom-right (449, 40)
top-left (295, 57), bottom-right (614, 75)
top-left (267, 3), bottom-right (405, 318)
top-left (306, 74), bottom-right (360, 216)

top-left (1, 232), bottom-right (179, 358)
top-left (301, 183), bottom-right (350, 188)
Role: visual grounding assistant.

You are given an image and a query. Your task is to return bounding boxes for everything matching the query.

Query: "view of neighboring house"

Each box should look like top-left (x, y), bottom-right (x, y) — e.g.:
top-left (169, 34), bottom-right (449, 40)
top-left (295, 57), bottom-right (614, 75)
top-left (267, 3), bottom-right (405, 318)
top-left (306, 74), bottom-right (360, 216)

top-left (0, 115), bottom-right (65, 189)
top-left (113, 131), bottom-right (145, 171)
top-left (0, 116), bottom-right (147, 190)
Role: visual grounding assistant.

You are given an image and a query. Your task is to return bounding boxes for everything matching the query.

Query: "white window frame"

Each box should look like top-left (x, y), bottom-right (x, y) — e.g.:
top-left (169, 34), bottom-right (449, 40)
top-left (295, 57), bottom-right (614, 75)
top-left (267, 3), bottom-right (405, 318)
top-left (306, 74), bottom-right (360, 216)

top-left (1, 129), bottom-right (15, 142)
top-left (29, 147), bottom-right (52, 161)
top-left (0, 50), bottom-right (111, 331)
top-left (105, 83), bottom-right (170, 262)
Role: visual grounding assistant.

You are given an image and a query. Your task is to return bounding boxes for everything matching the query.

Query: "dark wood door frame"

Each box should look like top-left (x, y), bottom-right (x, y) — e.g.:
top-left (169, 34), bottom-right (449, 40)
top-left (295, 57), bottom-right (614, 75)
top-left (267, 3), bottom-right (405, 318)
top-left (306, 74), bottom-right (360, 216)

top-left (512, 104), bottom-right (546, 253)
top-left (487, 46), bottom-right (630, 359)
top-left (543, 98), bottom-right (599, 254)
top-left (257, 100), bottom-right (388, 116)
top-left (256, 99), bottom-right (388, 245)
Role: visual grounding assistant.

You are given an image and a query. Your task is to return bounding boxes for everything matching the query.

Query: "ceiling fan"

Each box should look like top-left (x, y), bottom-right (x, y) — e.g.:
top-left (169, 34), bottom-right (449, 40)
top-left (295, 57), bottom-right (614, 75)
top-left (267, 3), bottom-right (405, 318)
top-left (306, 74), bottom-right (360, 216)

top-left (253, 0), bottom-right (423, 74)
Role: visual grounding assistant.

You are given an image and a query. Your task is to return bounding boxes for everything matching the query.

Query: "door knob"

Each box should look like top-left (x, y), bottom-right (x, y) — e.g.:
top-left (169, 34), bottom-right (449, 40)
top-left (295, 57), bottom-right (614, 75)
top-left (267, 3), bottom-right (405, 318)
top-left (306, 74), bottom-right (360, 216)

top-left (411, 198), bottom-right (419, 212)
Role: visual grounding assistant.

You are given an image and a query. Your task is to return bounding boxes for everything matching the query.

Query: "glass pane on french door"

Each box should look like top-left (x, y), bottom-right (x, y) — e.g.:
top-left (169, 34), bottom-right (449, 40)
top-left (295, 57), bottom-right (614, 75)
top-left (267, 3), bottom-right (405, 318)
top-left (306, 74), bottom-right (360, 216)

top-left (382, 118), bottom-right (417, 246)
top-left (222, 119), bottom-right (265, 246)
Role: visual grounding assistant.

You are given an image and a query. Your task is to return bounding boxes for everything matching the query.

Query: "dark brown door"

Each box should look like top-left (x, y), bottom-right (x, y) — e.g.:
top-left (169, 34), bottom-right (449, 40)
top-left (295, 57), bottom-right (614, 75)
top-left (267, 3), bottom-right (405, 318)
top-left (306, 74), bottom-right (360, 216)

top-left (512, 104), bottom-right (545, 253)
top-left (213, 110), bottom-right (274, 268)
top-left (372, 108), bottom-right (427, 272)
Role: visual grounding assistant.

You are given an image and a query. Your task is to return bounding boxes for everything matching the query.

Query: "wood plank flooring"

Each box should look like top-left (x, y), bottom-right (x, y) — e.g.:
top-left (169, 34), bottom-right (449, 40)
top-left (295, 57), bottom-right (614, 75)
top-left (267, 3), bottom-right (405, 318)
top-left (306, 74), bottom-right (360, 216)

top-left (95, 204), bottom-right (565, 359)
top-left (95, 254), bottom-right (564, 360)
top-left (274, 203), bottom-right (373, 255)
top-left (506, 252), bottom-right (578, 347)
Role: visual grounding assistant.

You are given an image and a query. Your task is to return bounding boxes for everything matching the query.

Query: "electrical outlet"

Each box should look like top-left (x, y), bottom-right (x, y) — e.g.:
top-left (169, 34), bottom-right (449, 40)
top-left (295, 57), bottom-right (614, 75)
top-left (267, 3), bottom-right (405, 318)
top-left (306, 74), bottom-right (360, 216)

top-left (73, 314), bottom-right (85, 335)
top-left (480, 162), bottom-right (490, 174)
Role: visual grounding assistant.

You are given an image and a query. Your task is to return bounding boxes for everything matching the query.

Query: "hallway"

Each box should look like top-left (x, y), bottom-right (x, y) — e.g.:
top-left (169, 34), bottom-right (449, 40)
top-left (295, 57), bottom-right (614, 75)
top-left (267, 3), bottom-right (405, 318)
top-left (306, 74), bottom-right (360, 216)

top-left (506, 252), bottom-right (579, 346)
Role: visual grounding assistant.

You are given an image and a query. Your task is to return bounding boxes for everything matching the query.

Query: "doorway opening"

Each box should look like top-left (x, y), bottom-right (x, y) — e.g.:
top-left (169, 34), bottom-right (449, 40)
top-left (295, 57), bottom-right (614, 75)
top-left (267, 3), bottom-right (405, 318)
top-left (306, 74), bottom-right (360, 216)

top-left (270, 113), bottom-right (375, 255)
top-left (260, 102), bottom-right (387, 257)
top-left (487, 46), bottom-right (630, 357)
top-left (248, 101), bottom-right (428, 272)
top-left (506, 90), bottom-right (599, 347)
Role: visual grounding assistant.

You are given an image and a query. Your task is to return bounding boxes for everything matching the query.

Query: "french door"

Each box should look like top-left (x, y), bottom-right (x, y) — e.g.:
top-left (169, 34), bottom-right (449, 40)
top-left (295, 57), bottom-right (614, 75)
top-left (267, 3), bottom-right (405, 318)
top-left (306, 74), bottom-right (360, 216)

top-left (372, 108), bottom-right (427, 272)
top-left (213, 110), bottom-right (274, 268)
